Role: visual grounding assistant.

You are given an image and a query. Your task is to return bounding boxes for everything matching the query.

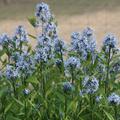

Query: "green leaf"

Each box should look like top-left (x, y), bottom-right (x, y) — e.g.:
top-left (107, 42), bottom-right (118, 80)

top-left (13, 97), bottom-right (24, 106)
top-left (28, 100), bottom-right (41, 117)
top-left (67, 99), bottom-right (78, 112)
top-left (6, 115), bottom-right (21, 120)
top-left (4, 103), bottom-right (13, 114)
top-left (27, 75), bottom-right (39, 84)
top-left (28, 34), bottom-right (37, 39)
top-left (103, 110), bottom-right (115, 120)
top-left (28, 17), bottom-right (36, 27)
top-left (0, 49), bottom-right (5, 57)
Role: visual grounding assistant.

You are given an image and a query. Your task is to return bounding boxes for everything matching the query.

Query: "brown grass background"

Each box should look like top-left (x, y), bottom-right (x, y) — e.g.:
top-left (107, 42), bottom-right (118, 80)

top-left (0, 0), bottom-right (120, 48)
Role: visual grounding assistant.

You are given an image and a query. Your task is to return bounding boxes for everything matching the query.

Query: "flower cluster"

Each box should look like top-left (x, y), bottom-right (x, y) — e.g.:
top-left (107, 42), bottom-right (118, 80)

top-left (23, 88), bottom-right (30, 95)
top-left (63, 82), bottom-right (73, 93)
top-left (81, 76), bottom-right (99, 94)
top-left (35, 2), bottom-right (61, 63)
top-left (82, 27), bottom-right (96, 52)
top-left (108, 93), bottom-right (120, 105)
top-left (34, 2), bottom-right (62, 64)
top-left (54, 37), bottom-right (65, 54)
top-left (97, 63), bottom-right (106, 74)
top-left (10, 52), bottom-right (20, 62)
top-left (15, 51), bottom-right (35, 77)
top-left (35, 47), bottom-right (53, 63)
top-left (13, 25), bottom-right (28, 43)
top-left (5, 65), bottom-right (19, 80)
top-left (71, 27), bottom-right (96, 60)
top-left (35, 2), bottom-right (58, 44)
top-left (103, 34), bottom-right (117, 49)
top-left (96, 95), bottom-right (102, 102)
top-left (71, 32), bottom-right (82, 52)
top-left (44, 21), bottom-right (57, 36)
top-left (37, 34), bottom-right (51, 47)
top-left (0, 26), bottom-right (29, 55)
top-left (0, 33), bottom-right (10, 46)
top-left (111, 62), bottom-right (120, 74)
top-left (55, 59), bottom-right (62, 67)
top-left (35, 34), bottom-right (54, 63)
top-left (35, 2), bottom-right (51, 23)
top-left (5, 51), bottom-right (34, 80)
top-left (65, 56), bottom-right (80, 70)
top-left (0, 2), bottom-right (120, 119)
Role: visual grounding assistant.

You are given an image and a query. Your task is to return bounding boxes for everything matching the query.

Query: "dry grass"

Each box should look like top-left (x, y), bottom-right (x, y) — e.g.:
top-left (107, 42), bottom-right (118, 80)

top-left (0, 0), bottom-right (120, 48)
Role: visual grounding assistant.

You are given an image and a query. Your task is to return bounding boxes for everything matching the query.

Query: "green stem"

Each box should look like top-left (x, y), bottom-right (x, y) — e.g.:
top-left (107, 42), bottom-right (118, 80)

top-left (12, 80), bottom-right (17, 98)
top-left (5, 46), bottom-right (11, 63)
top-left (78, 99), bottom-right (82, 117)
top-left (105, 47), bottom-right (111, 95)
top-left (37, 63), bottom-right (41, 92)
top-left (2, 104), bottom-right (5, 120)
top-left (1, 98), bottom-right (6, 120)
top-left (64, 95), bottom-right (67, 118)
top-left (71, 68), bottom-right (74, 84)
top-left (60, 48), bottom-right (65, 76)
top-left (90, 95), bottom-right (93, 120)
top-left (22, 76), bottom-right (27, 87)
top-left (41, 63), bottom-right (46, 98)
top-left (24, 98), bottom-right (27, 120)
top-left (8, 53), bottom-right (11, 63)
top-left (20, 41), bottom-right (23, 54)
top-left (114, 105), bottom-right (117, 120)
top-left (43, 75), bottom-right (46, 98)
top-left (23, 76), bottom-right (27, 120)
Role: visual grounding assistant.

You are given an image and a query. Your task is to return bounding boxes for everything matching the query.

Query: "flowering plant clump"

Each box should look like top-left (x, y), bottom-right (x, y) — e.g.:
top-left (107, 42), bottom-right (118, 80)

top-left (108, 93), bottom-right (120, 105)
top-left (0, 2), bottom-right (120, 120)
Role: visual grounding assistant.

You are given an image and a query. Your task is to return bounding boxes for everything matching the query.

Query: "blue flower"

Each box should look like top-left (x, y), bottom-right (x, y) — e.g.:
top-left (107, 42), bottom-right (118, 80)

top-left (79, 90), bottom-right (86, 97)
top-left (5, 65), bottom-right (19, 80)
top-left (103, 34), bottom-right (117, 49)
top-left (23, 88), bottom-right (30, 95)
top-left (13, 25), bottom-right (28, 44)
top-left (35, 33), bottom-right (54, 63)
top-left (55, 59), bottom-right (62, 67)
top-left (112, 62), bottom-right (120, 73)
top-left (82, 27), bottom-right (96, 52)
top-left (108, 93), bottom-right (120, 105)
top-left (54, 37), bottom-right (65, 54)
top-left (10, 52), bottom-right (20, 62)
top-left (82, 76), bottom-right (99, 94)
top-left (63, 82), bottom-right (73, 93)
top-left (65, 56), bottom-right (80, 70)
top-left (97, 63), bottom-right (106, 74)
top-left (16, 51), bottom-right (35, 77)
top-left (44, 22), bottom-right (57, 35)
top-left (34, 47), bottom-right (49, 63)
top-left (0, 33), bottom-right (10, 45)
top-left (71, 32), bottom-right (81, 51)
top-left (96, 95), bottom-right (102, 102)
top-left (82, 27), bottom-right (93, 37)
top-left (35, 2), bottom-right (51, 23)
top-left (37, 34), bottom-right (51, 47)
top-left (71, 27), bottom-right (96, 60)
